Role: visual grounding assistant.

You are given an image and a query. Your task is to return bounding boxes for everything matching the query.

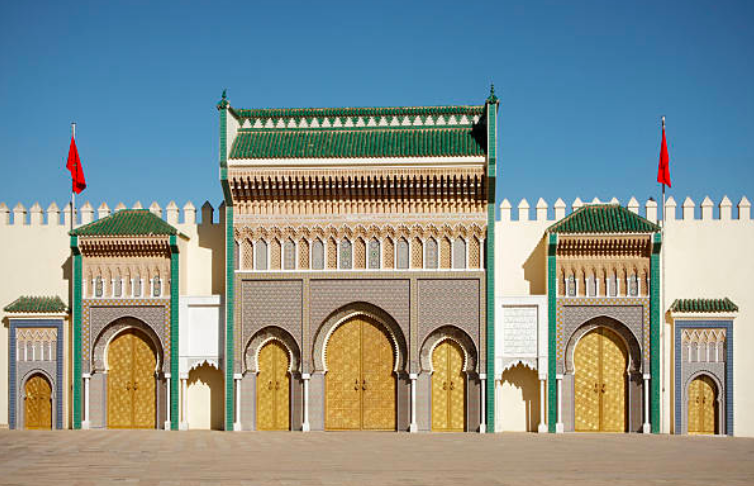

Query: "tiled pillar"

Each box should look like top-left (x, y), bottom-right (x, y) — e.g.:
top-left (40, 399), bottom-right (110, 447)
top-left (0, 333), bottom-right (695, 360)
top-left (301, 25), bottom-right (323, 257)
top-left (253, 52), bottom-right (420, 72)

top-left (479, 373), bottom-right (486, 433)
top-left (302, 373), bottom-right (310, 432)
top-left (233, 374), bottom-right (242, 431)
top-left (409, 373), bottom-right (418, 433)
top-left (82, 373), bottom-right (91, 430)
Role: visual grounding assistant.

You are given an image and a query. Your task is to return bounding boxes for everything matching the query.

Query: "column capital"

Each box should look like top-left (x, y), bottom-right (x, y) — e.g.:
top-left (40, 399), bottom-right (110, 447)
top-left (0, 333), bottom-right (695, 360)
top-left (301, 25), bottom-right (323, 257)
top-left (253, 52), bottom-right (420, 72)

top-left (301, 373), bottom-right (311, 380)
top-left (164, 372), bottom-right (171, 379)
top-left (479, 373), bottom-right (487, 380)
top-left (556, 373), bottom-right (564, 380)
top-left (82, 373), bottom-right (91, 379)
top-left (643, 373), bottom-right (651, 380)
top-left (233, 373), bottom-right (243, 380)
top-left (180, 373), bottom-right (189, 380)
top-left (409, 373), bottom-right (418, 380)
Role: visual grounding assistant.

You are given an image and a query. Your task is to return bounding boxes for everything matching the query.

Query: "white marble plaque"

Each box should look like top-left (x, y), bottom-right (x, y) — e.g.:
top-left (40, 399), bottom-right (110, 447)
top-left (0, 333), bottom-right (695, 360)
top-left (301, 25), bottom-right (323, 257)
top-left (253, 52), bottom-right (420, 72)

top-left (501, 306), bottom-right (538, 357)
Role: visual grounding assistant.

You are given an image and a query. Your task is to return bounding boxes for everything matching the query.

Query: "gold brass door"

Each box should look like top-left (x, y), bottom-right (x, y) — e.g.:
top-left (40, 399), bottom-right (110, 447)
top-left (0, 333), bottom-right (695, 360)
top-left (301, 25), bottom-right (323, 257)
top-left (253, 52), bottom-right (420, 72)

top-left (256, 340), bottom-right (291, 431)
top-left (325, 316), bottom-right (396, 431)
top-left (688, 375), bottom-right (717, 434)
top-left (108, 329), bottom-right (157, 429)
top-left (25, 375), bottom-right (52, 429)
top-left (431, 340), bottom-right (466, 432)
top-left (574, 327), bottom-right (627, 432)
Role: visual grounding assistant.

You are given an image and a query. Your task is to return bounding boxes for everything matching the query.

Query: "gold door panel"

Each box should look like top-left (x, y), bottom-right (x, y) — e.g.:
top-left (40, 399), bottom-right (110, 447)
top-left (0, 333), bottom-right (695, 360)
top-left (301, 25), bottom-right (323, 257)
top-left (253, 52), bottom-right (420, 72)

top-left (131, 332), bottom-right (156, 429)
top-left (574, 330), bottom-right (600, 432)
top-left (326, 316), bottom-right (396, 431)
top-left (431, 341), bottom-right (450, 431)
top-left (108, 331), bottom-right (134, 428)
top-left (689, 375), bottom-right (717, 435)
top-left (600, 328), bottom-right (627, 433)
top-left (326, 318), bottom-right (362, 430)
top-left (108, 330), bottom-right (157, 429)
top-left (25, 375), bottom-right (52, 430)
top-left (448, 340), bottom-right (466, 432)
top-left (361, 318), bottom-right (395, 431)
top-left (257, 341), bottom-right (290, 431)
top-left (432, 340), bottom-right (465, 432)
top-left (574, 327), bottom-right (627, 432)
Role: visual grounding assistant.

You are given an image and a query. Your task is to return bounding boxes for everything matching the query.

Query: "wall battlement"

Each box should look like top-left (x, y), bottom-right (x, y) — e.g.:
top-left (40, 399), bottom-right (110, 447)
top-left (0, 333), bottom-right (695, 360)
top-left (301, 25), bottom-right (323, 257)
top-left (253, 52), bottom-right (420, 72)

top-left (0, 201), bottom-right (228, 228)
top-left (498, 196), bottom-right (752, 223)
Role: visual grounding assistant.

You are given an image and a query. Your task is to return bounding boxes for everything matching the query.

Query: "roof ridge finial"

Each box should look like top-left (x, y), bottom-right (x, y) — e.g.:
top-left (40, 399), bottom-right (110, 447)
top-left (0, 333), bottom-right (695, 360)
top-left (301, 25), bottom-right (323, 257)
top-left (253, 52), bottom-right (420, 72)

top-left (487, 83), bottom-right (499, 104)
top-left (217, 88), bottom-right (229, 110)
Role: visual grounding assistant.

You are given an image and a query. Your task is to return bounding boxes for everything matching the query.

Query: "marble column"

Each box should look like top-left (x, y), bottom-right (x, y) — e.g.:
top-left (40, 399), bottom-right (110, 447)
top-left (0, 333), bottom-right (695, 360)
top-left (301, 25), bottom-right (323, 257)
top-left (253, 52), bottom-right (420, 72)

top-left (643, 374), bottom-right (651, 433)
top-left (179, 374), bottom-right (188, 430)
top-left (479, 373), bottom-right (487, 433)
top-left (409, 373), bottom-right (418, 433)
top-left (233, 373), bottom-right (243, 431)
top-left (82, 373), bottom-right (91, 430)
top-left (302, 373), bottom-right (311, 432)
top-left (538, 377), bottom-right (548, 433)
top-left (556, 374), bottom-right (564, 433)
top-left (164, 373), bottom-right (171, 430)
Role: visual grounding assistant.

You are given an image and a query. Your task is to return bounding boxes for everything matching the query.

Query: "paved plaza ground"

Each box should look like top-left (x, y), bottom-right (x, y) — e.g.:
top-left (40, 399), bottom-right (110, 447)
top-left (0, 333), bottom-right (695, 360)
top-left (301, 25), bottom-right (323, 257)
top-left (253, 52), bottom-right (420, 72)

top-left (1, 430), bottom-right (753, 486)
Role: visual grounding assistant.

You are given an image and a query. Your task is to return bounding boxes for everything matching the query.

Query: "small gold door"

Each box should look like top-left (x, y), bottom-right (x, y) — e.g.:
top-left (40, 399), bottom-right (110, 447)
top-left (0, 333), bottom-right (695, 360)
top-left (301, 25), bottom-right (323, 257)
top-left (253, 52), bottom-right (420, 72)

top-left (25, 375), bottom-right (52, 429)
top-left (325, 316), bottom-right (396, 431)
top-left (574, 327), bottom-right (627, 432)
top-left (108, 329), bottom-right (157, 429)
top-left (688, 375), bottom-right (717, 434)
top-left (256, 341), bottom-right (291, 430)
top-left (431, 340), bottom-right (466, 432)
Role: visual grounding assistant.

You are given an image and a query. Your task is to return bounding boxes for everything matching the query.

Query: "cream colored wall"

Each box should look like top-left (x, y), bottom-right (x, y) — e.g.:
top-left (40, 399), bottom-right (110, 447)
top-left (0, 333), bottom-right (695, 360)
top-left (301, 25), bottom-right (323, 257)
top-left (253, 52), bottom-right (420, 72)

top-left (495, 364), bottom-right (540, 432)
top-left (0, 201), bottom-right (225, 428)
top-left (662, 196), bottom-right (753, 437)
top-left (185, 363), bottom-right (224, 430)
top-left (494, 195), bottom-right (753, 436)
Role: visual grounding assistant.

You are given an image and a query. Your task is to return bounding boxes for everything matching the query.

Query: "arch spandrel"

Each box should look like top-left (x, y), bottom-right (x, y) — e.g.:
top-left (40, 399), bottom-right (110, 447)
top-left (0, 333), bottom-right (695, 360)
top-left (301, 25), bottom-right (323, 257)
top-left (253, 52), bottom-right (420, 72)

top-left (419, 325), bottom-right (477, 373)
top-left (564, 316), bottom-right (642, 375)
top-left (93, 317), bottom-right (164, 373)
top-left (244, 326), bottom-right (301, 374)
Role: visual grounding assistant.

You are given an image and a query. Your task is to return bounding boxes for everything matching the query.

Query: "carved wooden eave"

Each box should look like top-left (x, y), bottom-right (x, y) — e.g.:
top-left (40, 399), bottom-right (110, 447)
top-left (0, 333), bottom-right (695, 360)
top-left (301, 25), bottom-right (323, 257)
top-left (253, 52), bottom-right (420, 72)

top-left (78, 235), bottom-right (172, 257)
top-left (226, 166), bottom-right (487, 214)
top-left (556, 234), bottom-right (653, 259)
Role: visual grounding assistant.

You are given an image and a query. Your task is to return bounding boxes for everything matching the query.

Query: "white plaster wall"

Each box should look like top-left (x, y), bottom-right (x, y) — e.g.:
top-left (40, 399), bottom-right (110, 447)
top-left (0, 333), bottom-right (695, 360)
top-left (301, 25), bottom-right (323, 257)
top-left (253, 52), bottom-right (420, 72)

top-left (663, 214), bottom-right (754, 437)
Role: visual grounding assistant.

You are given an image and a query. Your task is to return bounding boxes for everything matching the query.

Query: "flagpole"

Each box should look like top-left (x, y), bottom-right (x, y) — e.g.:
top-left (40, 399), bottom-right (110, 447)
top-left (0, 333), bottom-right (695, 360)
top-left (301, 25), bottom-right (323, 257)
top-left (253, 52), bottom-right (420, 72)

top-left (71, 122), bottom-right (76, 232)
top-left (660, 115), bottom-right (666, 434)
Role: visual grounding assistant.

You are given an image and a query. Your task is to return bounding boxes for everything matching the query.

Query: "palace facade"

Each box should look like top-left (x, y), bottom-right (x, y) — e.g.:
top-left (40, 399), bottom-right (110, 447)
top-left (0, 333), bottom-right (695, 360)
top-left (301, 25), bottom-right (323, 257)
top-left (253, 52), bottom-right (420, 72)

top-left (1, 90), bottom-right (752, 436)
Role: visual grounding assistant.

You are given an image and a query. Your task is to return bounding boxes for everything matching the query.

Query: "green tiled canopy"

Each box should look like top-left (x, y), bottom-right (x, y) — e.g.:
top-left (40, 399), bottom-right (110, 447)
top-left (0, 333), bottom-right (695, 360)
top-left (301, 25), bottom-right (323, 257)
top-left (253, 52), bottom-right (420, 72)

top-left (4, 295), bottom-right (67, 313)
top-left (547, 204), bottom-right (661, 234)
top-left (70, 210), bottom-right (177, 237)
top-left (671, 298), bottom-right (739, 313)
top-left (228, 104), bottom-right (486, 160)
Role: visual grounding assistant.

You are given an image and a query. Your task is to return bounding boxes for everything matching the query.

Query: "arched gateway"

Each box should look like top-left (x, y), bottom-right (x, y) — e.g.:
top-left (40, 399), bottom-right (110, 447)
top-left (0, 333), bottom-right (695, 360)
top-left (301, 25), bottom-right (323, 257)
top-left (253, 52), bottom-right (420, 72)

top-left (325, 315), bottom-right (396, 431)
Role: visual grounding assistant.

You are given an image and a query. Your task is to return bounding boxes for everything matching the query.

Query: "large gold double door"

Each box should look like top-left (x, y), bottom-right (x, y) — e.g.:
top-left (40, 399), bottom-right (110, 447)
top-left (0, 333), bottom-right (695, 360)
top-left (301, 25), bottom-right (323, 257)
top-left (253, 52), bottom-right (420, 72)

top-left (431, 340), bottom-right (466, 432)
top-left (25, 375), bottom-right (52, 429)
top-left (574, 327), bottom-right (627, 432)
top-left (326, 316), bottom-right (396, 431)
top-left (108, 329), bottom-right (157, 429)
top-left (256, 340), bottom-right (291, 430)
top-left (688, 375), bottom-right (718, 435)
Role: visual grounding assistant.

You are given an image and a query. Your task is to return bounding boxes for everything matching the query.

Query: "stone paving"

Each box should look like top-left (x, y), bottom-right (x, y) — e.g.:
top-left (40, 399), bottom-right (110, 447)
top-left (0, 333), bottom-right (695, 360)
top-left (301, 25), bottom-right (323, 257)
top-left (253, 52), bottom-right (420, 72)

top-left (1, 430), bottom-right (753, 485)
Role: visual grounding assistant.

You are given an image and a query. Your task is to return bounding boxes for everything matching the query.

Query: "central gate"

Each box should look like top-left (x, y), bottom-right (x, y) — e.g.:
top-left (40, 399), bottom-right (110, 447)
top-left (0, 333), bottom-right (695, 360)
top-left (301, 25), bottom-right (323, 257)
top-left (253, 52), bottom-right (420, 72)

top-left (108, 329), bottom-right (157, 429)
top-left (325, 316), bottom-right (396, 431)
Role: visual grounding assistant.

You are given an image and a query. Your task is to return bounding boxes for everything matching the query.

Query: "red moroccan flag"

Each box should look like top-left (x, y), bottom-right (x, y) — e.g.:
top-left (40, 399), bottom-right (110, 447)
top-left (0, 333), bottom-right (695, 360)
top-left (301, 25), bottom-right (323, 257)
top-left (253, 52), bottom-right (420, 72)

top-left (657, 124), bottom-right (671, 187)
top-left (66, 136), bottom-right (86, 194)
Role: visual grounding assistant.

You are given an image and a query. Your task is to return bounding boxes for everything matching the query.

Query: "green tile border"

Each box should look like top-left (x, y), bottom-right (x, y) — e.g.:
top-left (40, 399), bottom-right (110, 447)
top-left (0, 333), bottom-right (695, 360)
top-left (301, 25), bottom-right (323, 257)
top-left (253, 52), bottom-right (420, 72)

top-left (547, 233), bottom-right (557, 432)
top-left (484, 97), bottom-right (498, 432)
top-left (71, 235), bottom-right (82, 429)
top-left (170, 234), bottom-right (179, 430)
top-left (650, 232), bottom-right (661, 433)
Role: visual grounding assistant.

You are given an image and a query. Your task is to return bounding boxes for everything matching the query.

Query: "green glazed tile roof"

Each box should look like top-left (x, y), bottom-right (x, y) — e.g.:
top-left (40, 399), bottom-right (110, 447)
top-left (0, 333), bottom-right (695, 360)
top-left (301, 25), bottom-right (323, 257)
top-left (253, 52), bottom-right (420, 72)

top-left (230, 128), bottom-right (485, 159)
top-left (232, 105), bottom-right (484, 121)
top-left (4, 295), bottom-right (67, 313)
top-left (70, 209), bottom-right (177, 237)
top-left (671, 298), bottom-right (739, 313)
top-left (228, 104), bottom-right (487, 160)
top-left (547, 204), bottom-right (661, 234)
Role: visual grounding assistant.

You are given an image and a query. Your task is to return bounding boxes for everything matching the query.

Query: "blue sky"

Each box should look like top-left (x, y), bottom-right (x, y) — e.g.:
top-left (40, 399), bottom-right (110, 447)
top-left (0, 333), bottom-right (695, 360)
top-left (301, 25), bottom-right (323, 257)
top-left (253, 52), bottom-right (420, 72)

top-left (1, 0), bottom-right (752, 218)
